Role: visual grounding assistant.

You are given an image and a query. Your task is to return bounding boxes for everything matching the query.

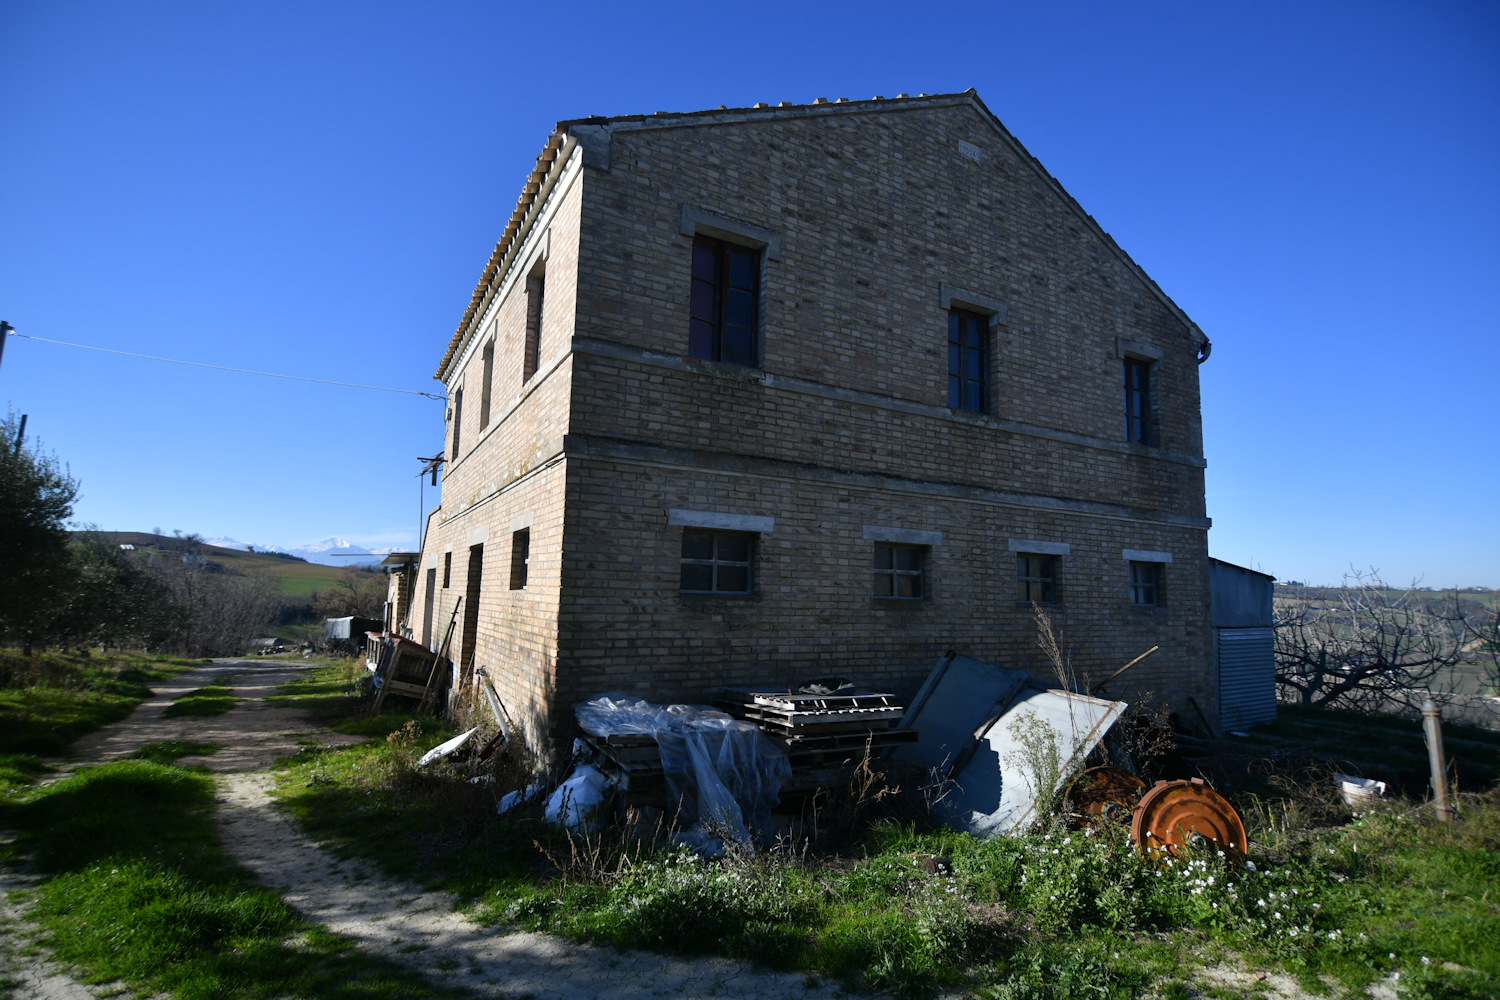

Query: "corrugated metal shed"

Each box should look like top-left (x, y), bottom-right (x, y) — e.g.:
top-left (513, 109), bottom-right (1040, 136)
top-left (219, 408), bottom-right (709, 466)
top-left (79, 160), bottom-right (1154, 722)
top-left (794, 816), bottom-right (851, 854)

top-left (1210, 559), bottom-right (1277, 730)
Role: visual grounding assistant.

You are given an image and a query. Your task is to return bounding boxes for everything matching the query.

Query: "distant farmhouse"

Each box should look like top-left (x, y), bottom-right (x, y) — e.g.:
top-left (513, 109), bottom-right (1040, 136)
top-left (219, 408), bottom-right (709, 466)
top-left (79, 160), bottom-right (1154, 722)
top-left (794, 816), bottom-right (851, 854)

top-left (388, 90), bottom-right (1224, 749)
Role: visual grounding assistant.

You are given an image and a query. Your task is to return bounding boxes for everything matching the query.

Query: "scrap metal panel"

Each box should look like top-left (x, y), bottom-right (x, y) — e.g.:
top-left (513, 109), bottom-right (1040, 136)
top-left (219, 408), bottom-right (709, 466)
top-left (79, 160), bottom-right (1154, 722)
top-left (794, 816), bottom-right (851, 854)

top-left (1217, 626), bottom-right (1276, 729)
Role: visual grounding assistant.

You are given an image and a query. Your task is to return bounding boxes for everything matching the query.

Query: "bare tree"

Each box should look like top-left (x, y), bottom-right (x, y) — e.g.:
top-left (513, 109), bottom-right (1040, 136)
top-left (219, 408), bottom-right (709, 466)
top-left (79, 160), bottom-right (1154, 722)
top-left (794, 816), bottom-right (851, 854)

top-left (148, 555), bottom-right (282, 657)
top-left (313, 569), bottom-right (386, 620)
top-left (1274, 569), bottom-right (1468, 711)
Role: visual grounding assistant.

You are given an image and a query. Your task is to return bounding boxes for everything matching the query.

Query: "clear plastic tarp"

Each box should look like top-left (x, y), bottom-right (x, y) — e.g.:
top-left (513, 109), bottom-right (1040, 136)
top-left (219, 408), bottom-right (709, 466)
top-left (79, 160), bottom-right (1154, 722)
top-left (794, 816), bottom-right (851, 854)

top-left (575, 694), bottom-right (791, 845)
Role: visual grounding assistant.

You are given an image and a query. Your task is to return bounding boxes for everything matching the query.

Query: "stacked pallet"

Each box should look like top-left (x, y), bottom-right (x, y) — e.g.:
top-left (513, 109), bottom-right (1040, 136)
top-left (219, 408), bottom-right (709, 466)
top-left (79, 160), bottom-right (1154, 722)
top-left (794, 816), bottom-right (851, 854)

top-left (714, 688), bottom-right (918, 762)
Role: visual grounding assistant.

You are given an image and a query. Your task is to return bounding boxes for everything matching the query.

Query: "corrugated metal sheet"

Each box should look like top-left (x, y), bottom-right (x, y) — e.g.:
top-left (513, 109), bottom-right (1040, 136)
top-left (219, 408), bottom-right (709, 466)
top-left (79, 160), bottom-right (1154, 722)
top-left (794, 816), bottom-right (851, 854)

top-left (1218, 627), bottom-right (1276, 729)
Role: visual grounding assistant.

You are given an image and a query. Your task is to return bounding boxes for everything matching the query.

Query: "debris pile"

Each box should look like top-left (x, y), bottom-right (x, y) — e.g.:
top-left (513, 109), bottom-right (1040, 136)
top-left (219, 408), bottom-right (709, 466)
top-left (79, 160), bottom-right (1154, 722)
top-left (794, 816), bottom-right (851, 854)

top-left (712, 684), bottom-right (919, 762)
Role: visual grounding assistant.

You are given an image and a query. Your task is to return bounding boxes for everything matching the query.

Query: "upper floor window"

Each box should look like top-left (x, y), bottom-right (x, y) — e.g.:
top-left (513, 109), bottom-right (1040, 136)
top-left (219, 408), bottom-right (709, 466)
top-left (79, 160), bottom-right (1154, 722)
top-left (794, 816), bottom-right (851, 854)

top-left (450, 386), bottom-right (464, 460)
top-left (689, 234), bottom-right (758, 366)
top-left (948, 309), bottom-right (987, 412)
top-left (479, 339), bottom-right (495, 430)
top-left (524, 261), bottom-right (545, 383)
top-left (1124, 358), bottom-right (1151, 443)
top-left (680, 529), bottom-right (754, 594)
top-left (874, 543), bottom-right (926, 600)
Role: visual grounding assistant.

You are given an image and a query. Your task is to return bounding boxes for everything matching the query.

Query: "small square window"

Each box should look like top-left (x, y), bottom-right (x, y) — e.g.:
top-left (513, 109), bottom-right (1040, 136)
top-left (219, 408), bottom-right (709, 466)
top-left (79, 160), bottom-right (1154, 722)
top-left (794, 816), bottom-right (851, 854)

top-left (510, 529), bottom-right (530, 590)
top-left (1130, 561), bottom-right (1163, 606)
top-left (874, 543), bottom-right (925, 599)
top-left (1017, 554), bottom-right (1057, 603)
top-left (442, 551), bottom-right (452, 589)
top-left (680, 529), bottom-right (754, 594)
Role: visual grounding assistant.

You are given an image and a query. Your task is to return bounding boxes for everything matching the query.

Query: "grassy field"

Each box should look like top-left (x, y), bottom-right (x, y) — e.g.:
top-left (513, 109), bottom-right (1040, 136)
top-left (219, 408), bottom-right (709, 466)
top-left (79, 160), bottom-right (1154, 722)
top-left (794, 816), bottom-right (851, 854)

top-left (270, 670), bottom-right (1500, 999)
top-left (0, 649), bottom-right (203, 791)
top-left (87, 531), bottom-right (351, 598)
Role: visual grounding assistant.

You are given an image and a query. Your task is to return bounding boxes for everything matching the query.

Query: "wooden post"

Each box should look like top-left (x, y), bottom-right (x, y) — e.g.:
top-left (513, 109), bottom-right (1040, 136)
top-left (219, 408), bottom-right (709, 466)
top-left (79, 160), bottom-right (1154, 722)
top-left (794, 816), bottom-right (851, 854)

top-left (1421, 699), bottom-right (1454, 821)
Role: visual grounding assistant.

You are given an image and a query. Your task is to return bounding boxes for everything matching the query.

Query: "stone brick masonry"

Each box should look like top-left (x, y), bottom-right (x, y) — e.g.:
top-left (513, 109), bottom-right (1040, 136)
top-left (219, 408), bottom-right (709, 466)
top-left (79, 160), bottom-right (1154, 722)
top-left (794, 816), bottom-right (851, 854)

top-left (413, 91), bottom-right (1215, 749)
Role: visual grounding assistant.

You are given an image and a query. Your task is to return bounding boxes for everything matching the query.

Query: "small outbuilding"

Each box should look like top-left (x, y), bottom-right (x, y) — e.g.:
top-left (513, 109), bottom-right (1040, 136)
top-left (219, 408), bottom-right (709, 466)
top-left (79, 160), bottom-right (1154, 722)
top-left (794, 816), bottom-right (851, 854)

top-left (1210, 558), bottom-right (1277, 730)
top-left (324, 616), bottom-right (384, 653)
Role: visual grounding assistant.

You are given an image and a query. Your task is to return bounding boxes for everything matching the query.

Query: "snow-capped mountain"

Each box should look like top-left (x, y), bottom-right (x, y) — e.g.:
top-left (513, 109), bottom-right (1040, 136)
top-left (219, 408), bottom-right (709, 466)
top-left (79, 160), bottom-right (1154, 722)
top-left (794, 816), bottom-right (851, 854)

top-left (284, 537), bottom-right (383, 567)
top-left (201, 535), bottom-right (389, 566)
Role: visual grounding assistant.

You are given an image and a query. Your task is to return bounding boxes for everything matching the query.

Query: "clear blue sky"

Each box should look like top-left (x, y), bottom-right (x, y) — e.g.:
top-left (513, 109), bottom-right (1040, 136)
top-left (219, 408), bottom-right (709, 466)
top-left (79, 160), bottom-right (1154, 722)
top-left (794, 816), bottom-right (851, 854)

top-left (2, 1), bottom-right (1495, 586)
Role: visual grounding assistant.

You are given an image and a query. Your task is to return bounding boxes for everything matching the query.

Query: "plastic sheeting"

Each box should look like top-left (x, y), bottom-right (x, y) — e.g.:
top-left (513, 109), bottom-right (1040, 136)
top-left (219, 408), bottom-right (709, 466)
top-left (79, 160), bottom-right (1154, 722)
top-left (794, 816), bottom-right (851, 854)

top-left (544, 765), bottom-right (617, 831)
top-left (575, 694), bottom-right (791, 844)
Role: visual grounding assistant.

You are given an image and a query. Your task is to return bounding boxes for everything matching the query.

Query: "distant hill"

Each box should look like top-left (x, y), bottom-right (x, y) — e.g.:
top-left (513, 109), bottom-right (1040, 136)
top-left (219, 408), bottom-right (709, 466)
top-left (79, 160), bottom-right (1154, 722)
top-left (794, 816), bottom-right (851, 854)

top-left (81, 531), bottom-right (371, 598)
top-left (203, 535), bottom-right (385, 567)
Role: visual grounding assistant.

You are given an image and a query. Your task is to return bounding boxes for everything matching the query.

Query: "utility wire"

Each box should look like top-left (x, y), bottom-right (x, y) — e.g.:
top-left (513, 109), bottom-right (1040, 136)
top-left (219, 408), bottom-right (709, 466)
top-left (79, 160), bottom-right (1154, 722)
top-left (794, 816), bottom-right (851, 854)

top-left (5, 330), bottom-right (446, 401)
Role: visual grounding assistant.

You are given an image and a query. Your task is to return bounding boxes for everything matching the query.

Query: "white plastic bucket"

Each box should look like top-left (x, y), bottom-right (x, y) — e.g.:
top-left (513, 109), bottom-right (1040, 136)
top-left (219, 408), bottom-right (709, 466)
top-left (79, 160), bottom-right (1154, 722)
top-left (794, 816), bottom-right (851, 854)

top-left (1334, 773), bottom-right (1386, 806)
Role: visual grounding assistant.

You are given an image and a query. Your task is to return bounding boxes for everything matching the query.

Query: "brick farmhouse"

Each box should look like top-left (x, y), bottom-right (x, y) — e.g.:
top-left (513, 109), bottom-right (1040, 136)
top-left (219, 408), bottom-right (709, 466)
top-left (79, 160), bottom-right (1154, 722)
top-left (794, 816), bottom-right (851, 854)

top-left (391, 89), bottom-right (1216, 750)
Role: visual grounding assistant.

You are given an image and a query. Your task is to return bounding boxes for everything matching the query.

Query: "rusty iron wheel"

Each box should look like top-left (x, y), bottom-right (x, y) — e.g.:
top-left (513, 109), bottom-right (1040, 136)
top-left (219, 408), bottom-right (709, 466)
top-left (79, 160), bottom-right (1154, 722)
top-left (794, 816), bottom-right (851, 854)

top-left (1064, 766), bottom-right (1147, 826)
top-left (1130, 777), bottom-right (1247, 859)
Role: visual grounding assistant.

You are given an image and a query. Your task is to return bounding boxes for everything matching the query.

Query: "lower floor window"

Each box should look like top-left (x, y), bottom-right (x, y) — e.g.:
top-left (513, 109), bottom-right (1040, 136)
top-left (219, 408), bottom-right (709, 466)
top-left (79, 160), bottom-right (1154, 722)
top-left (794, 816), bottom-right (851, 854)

top-left (1017, 554), bottom-right (1057, 603)
top-left (874, 544), bottom-right (925, 599)
top-left (1130, 561), bottom-right (1163, 606)
top-left (680, 529), bottom-right (754, 593)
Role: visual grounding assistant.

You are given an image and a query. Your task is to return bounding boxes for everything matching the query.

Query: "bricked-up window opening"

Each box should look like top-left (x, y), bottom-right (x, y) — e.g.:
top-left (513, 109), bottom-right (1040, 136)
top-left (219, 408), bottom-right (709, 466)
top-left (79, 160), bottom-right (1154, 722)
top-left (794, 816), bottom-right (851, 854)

top-left (450, 386), bottom-right (464, 461)
top-left (509, 528), bottom-right (530, 590)
top-left (1124, 358), bottom-right (1151, 443)
top-left (689, 235), bottom-right (758, 366)
top-left (523, 263), bottom-right (545, 383)
top-left (874, 544), bottom-right (925, 599)
top-left (948, 309), bottom-right (987, 412)
top-left (1130, 561), bottom-right (1163, 607)
top-left (422, 567), bottom-right (436, 648)
top-left (442, 551), bottom-right (452, 589)
top-left (1017, 554), bottom-right (1057, 603)
top-left (479, 339), bottom-right (495, 430)
top-left (680, 529), bottom-right (754, 594)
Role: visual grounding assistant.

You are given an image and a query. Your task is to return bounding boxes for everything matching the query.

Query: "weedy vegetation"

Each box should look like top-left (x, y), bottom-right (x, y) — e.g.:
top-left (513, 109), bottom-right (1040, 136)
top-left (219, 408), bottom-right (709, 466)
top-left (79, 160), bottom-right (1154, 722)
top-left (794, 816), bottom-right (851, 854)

top-left (272, 659), bottom-right (1500, 1000)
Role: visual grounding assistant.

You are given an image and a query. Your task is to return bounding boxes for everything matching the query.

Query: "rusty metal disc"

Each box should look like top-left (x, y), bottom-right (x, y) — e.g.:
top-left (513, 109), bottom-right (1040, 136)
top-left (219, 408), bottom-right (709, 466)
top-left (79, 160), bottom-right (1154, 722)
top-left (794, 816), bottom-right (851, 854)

top-left (1130, 778), bottom-right (1247, 858)
top-left (1065, 766), bottom-right (1147, 825)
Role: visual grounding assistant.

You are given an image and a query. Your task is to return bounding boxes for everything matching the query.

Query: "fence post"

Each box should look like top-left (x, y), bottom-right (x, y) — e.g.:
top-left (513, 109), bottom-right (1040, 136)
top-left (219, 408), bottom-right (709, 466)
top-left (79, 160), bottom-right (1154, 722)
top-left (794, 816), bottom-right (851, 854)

top-left (1421, 699), bottom-right (1454, 821)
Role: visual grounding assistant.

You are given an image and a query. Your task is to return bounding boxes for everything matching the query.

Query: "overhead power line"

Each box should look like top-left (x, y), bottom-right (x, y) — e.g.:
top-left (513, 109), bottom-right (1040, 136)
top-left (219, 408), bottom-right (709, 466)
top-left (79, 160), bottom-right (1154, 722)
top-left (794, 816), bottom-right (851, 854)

top-left (3, 329), bottom-right (446, 401)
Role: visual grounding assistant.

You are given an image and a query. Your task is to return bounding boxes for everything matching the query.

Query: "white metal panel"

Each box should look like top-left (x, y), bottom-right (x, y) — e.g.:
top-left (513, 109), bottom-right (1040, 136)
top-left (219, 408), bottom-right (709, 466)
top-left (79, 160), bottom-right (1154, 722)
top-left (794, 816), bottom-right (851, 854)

top-left (943, 687), bottom-right (1127, 838)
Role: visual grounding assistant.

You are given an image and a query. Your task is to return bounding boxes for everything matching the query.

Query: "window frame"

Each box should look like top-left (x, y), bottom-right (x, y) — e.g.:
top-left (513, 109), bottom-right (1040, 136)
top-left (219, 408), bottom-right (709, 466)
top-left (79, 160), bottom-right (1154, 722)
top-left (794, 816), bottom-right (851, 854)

top-left (479, 338), bottom-right (495, 431)
top-left (1124, 357), bottom-right (1152, 445)
top-left (1129, 560), bottom-right (1164, 607)
top-left (679, 528), bottom-right (756, 595)
top-left (947, 307), bottom-right (989, 413)
top-left (873, 542), bottom-right (927, 601)
top-left (509, 528), bottom-right (530, 590)
top-left (523, 261), bottom-right (545, 384)
top-left (689, 233), bottom-right (761, 367)
top-left (1016, 553), bottom-right (1058, 604)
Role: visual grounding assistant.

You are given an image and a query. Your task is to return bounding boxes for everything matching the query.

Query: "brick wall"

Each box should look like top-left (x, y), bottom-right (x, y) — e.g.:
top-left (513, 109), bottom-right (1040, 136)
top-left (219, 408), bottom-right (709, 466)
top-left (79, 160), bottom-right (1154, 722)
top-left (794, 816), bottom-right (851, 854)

top-left (413, 95), bottom-right (1214, 747)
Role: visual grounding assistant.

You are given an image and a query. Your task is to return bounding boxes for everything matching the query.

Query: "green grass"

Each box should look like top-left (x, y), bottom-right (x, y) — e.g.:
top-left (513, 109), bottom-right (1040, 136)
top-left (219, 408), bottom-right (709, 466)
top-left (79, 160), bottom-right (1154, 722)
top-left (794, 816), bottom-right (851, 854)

top-left (163, 678), bottom-right (240, 717)
top-left (0, 649), bottom-right (203, 791)
top-left (0, 756), bottom-right (469, 1000)
top-left (270, 706), bottom-right (1500, 1000)
top-left (129, 740), bottom-right (225, 765)
top-left (271, 658), bottom-right (440, 739)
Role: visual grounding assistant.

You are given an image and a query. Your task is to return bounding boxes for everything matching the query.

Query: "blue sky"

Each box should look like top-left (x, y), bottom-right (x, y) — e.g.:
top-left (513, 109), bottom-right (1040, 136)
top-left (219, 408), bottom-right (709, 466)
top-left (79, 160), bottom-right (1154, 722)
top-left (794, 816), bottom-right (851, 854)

top-left (1, 1), bottom-right (1495, 585)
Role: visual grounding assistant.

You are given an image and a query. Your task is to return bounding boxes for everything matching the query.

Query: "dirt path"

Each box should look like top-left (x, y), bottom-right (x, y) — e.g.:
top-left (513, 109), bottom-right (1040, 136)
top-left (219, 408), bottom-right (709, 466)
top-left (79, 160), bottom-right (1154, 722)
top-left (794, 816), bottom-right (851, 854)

top-left (24, 658), bottom-right (841, 999)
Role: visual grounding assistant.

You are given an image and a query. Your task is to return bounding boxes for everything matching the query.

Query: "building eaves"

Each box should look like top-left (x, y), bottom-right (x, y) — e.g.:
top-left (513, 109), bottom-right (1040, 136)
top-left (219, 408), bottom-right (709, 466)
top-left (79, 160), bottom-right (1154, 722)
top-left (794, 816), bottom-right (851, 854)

top-left (437, 133), bottom-right (569, 382)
